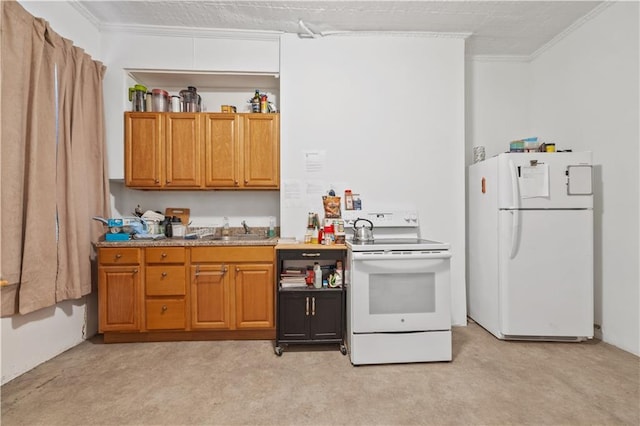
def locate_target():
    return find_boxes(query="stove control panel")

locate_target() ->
[342,210,419,228]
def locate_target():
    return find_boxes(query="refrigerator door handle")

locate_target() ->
[508,159,520,209]
[509,210,521,259]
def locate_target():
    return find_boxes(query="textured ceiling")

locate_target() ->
[70,0,607,57]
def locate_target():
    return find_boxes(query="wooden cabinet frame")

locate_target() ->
[125,112,279,190]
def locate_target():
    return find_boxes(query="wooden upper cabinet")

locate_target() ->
[165,113,202,188]
[125,112,163,188]
[204,113,240,188]
[125,112,278,190]
[242,114,280,188]
[203,113,279,189]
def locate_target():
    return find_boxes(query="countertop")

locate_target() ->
[95,238,349,250]
[94,237,279,248]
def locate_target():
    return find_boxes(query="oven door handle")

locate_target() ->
[351,251,451,261]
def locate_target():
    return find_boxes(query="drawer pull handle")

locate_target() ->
[301,253,321,257]
[162,305,168,312]
[305,296,309,316]
[312,297,316,316]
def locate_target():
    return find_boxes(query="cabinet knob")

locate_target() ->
[244,179,248,185]
[161,272,168,278]
[234,180,239,186]
[115,253,122,259]
[162,305,168,312]
[161,252,167,258]
[166,180,171,184]
[155,179,160,184]
[133,269,139,274]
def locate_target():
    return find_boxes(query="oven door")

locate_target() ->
[349,251,451,333]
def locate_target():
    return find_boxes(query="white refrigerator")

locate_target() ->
[468,152,594,341]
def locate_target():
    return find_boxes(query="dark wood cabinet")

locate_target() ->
[275,246,347,356]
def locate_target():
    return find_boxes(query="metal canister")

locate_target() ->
[171,95,181,112]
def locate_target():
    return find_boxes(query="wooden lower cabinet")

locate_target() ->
[98,248,142,332]
[190,264,232,329]
[97,245,275,343]
[191,246,274,331]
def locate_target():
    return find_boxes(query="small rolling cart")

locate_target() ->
[274,245,347,356]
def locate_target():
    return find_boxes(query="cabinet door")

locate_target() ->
[242,114,279,188]
[278,292,310,340]
[125,112,163,187]
[234,263,274,329]
[98,266,141,332]
[165,113,202,187]
[203,114,240,188]
[191,265,231,329]
[309,291,343,341]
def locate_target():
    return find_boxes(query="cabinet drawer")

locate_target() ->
[146,247,185,263]
[99,248,140,265]
[146,299,186,330]
[146,266,186,296]
[191,246,274,263]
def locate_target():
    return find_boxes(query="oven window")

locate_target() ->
[369,273,436,314]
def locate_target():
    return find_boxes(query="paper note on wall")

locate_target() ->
[519,164,549,198]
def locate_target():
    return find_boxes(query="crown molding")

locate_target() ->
[529,2,613,60]
[101,23,283,42]
[466,55,531,63]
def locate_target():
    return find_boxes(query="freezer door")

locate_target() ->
[498,152,593,209]
[498,209,594,338]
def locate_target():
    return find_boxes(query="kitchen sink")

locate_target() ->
[202,234,270,241]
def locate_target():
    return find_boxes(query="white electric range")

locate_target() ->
[343,210,452,365]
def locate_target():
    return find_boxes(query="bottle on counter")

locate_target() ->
[313,262,322,289]
[268,216,276,238]
[164,217,173,237]
[222,216,230,237]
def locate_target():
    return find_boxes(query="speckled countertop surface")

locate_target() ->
[94,237,279,248]
[94,226,281,247]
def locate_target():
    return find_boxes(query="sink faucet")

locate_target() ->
[241,220,250,234]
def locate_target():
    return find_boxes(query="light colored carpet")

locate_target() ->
[1,322,638,425]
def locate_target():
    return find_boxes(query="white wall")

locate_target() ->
[530,2,639,355]
[2,0,102,385]
[465,60,532,160]
[279,34,467,325]
[466,2,639,355]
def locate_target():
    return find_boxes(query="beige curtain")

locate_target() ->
[1,0,110,316]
